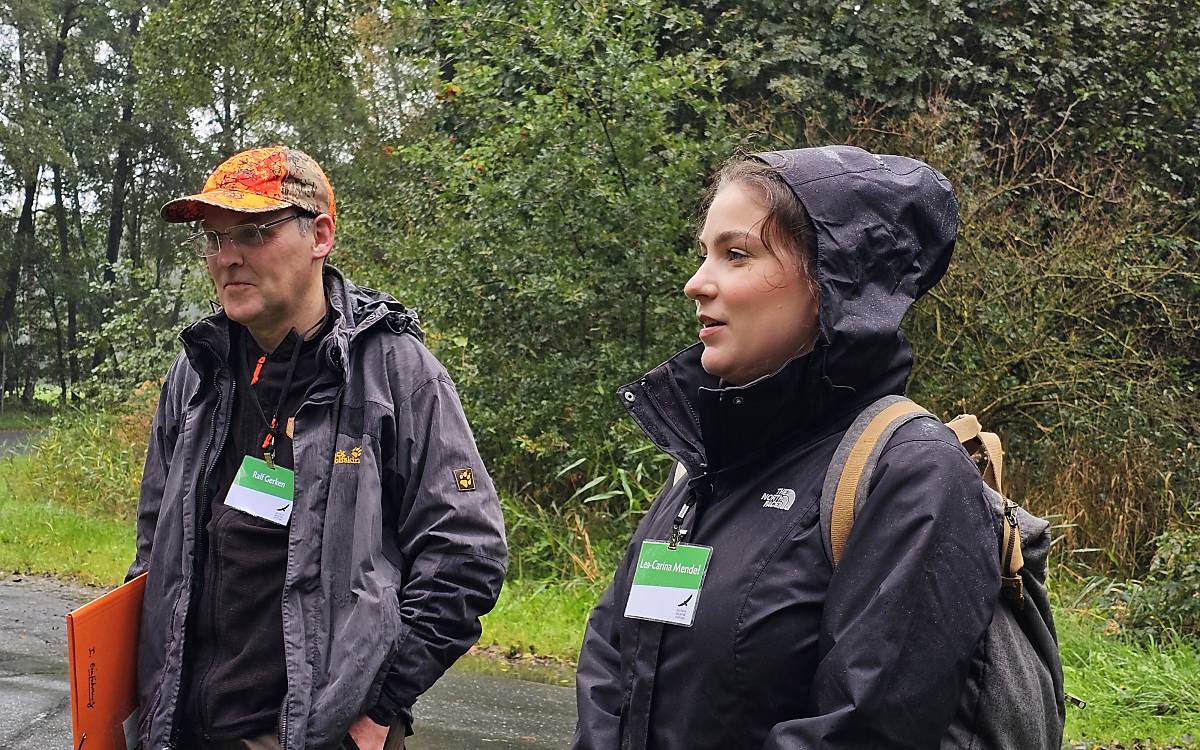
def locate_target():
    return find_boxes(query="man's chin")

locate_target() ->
[220,302,261,326]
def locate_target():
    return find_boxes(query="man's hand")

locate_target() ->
[348,714,400,750]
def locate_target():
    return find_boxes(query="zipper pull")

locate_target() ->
[668,502,691,550]
[1003,498,1020,527]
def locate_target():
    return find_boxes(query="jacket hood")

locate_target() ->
[753,145,958,398]
[181,265,422,374]
[323,264,423,343]
[620,146,957,471]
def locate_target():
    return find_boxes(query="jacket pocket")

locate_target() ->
[323,432,384,606]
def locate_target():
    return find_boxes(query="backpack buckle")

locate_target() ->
[1001,575,1025,608]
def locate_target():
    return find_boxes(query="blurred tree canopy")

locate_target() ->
[1,0,1195,573]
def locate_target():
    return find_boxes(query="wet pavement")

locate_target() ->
[0,576,575,749]
[0,430,40,457]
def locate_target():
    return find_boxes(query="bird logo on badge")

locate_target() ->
[453,467,476,492]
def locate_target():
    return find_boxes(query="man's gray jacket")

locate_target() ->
[127,267,508,749]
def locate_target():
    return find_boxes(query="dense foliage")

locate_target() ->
[1,0,1196,581]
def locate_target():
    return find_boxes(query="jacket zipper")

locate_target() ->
[1000,498,1025,607]
[275,381,344,750]
[196,367,235,736]
[278,701,289,750]
[1002,500,1019,572]
[170,351,234,744]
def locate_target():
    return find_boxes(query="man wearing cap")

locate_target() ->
[127,146,507,750]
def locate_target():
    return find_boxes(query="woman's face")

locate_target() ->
[685,182,819,386]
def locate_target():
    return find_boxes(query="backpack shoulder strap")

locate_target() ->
[946,413,1005,495]
[820,395,934,567]
[670,461,688,486]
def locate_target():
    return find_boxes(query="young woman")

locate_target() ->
[573,146,1001,749]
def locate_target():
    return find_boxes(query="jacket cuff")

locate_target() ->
[367,698,413,736]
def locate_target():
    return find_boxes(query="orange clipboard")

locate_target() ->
[66,572,147,750]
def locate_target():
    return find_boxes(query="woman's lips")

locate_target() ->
[698,322,725,339]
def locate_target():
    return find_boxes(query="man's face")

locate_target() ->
[201,206,327,336]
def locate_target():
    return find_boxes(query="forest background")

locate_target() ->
[0,0,1197,746]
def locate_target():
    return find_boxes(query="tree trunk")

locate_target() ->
[20,262,39,407]
[47,0,78,82]
[42,279,69,406]
[48,1,80,395]
[128,173,142,269]
[69,179,84,387]
[96,9,142,376]
[53,166,80,390]
[102,8,143,288]
[0,178,37,414]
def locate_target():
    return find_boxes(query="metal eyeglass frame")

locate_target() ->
[182,213,306,258]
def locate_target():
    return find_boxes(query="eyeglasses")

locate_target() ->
[182,213,305,258]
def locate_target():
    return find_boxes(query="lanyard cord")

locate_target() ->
[240,328,304,467]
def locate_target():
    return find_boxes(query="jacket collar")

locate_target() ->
[179,265,421,381]
[620,342,906,476]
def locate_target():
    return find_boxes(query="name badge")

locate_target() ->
[623,541,712,627]
[225,455,294,525]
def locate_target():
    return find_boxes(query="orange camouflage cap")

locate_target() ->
[160,145,336,224]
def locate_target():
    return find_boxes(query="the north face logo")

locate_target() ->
[761,488,796,510]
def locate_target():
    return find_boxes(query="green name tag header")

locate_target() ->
[235,456,294,501]
[632,542,710,589]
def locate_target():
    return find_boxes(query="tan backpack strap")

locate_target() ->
[946,414,1005,495]
[977,431,1004,495]
[671,461,688,486]
[946,413,981,443]
[829,399,930,566]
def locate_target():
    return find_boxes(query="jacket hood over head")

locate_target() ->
[620,146,958,471]
[753,145,958,399]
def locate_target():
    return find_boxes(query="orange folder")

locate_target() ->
[66,572,147,750]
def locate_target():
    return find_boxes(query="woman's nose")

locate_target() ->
[684,259,715,300]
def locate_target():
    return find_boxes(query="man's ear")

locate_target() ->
[312,214,335,262]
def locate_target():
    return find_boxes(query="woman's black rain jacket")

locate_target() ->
[573,146,1002,750]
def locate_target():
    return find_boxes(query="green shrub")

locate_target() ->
[1122,529,1200,640]
[502,435,670,581]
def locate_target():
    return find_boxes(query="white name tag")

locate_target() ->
[623,541,712,627]
[224,456,295,526]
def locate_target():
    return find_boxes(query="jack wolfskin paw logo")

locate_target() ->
[334,446,362,465]
[453,467,476,491]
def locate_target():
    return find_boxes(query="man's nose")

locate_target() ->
[212,238,244,266]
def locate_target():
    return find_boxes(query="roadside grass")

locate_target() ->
[0,403,58,431]
[0,455,135,586]
[1058,608,1199,748]
[478,577,604,663]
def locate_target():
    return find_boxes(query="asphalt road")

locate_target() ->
[0,430,39,457]
[0,575,575,749]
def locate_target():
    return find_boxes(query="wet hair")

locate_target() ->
[701,156,818,287]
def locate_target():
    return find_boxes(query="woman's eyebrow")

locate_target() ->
[700,228,759,248]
